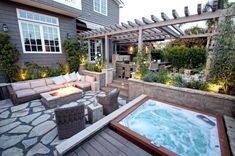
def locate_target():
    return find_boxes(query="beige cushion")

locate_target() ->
[16,89,36,98]
[63,74,72,82]
[69,72,77,81]
[75,81,91,88]
[48,84,65,90]
[76,72,82,81]
[31,79,46,88]
[86,76,95,83]
[33,86,51,93]
[80,75,86,81]
[12,82,31,91]
[45,78,54,85]
[64,82,76,87]
[52,76,66,85]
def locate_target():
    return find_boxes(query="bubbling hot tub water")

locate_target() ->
[119,99,221,156]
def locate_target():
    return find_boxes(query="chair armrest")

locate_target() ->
[96,95,108,105]
[7,85,17,104]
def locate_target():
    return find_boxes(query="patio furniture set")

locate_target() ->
[5,71,121,139]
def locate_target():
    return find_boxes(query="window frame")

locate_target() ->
[88,39,103,63]
[93,0,108,16]
[17,9,62,54]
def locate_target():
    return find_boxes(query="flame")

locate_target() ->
[55,86,78,96]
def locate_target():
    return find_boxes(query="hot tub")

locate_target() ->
[111,97,231,156]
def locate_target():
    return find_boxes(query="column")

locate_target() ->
[138,28,143,52]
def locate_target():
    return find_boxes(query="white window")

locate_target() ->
[88,40,102,62]
[93,0,107,16]
[17,9,62,53]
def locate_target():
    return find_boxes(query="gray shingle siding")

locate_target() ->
[79,0,119,26]
[0,1,77,67]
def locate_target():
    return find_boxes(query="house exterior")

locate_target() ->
[0,0,122,69]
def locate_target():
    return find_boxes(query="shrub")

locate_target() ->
[208,12,235,94]
[0,33,20,81]
[63,37,88,72]
[143,72,159,82]
[187,81,208,91]
[171,75,187,87]
[164,46,206,70]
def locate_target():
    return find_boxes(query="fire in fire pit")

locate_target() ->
[51,86,79,96]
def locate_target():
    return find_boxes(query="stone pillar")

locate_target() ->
[102,68,114,86]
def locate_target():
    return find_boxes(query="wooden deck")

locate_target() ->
[67,127,151,156]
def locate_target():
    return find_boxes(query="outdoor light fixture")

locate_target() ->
[2,24,8,32]
[66,33,72,39]
[128,46,134,54]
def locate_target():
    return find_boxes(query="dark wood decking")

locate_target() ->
[68,128,151,156]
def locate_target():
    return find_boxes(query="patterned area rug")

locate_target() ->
[0,91,127,156]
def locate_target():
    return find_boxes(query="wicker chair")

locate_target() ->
[96,88,120,115]
[55,103,85,139]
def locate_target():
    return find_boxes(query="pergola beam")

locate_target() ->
[161,12,184,35]
[80,8,231,39]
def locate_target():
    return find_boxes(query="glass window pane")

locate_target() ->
[56,47,60,52]
[38,46,42,51]
[45,45,50,52]
[28,24,33,31]
[48,27,53,33]
[22,23,28,30]
[31,39,36,44]
[36,39,41,45]
[40,15,46,22]
[19,11,26,18]
[46,17,52,23]
[27,12,33,19]
[34,25,40,32]
[25,45,31,51]
[24,38,30,44]
[34,14,39,21]
[52,18,57,24]
[32,46,37,51]
[50,46,55,52]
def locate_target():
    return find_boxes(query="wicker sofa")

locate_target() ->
[8,73,99,105]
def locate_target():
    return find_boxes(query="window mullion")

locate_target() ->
[40,25,46,52]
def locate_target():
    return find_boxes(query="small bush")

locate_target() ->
[187,81,208,91]
[143,72,159,82]
[164,46,206,70]
[171,75,187,87]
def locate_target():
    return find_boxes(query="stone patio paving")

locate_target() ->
[0,91,127,156]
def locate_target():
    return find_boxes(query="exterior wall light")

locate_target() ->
[2,24,8,32]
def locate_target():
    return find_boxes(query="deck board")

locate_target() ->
[68,127,151,156]
[104,128,151,156]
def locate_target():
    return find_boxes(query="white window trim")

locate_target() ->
[93,0,108,16]
[17,9,59,26]
[17,9,62,54]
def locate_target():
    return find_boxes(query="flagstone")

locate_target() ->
[11,108,29,118]
[22,137,37,149]
[9,125,32,133]
[0,134,26,149]
[30,101,42,107]
[32,106,45,112]
[0,110,10,118]
[19,112,41,123]
[0,121,21,134]
[11,103,28,112]
[26,143,50,156]
[32,114,50,126]
[41,128,57,145]
[0,118,16,127]
[28,121,56,137]
[0,108,7,113]
[2,147,23,156]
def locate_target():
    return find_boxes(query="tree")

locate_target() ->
[208,11,235,94]
[0,33,20,82]
[63,37,88,72]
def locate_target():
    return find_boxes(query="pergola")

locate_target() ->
[78,0,234,63]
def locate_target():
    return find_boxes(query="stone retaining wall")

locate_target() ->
[128,79,235,117]
[81,70,106,88]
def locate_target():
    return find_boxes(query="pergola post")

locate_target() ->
[138,28,143,52]
[105,35,109,64]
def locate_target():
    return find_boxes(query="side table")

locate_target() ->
[91,81,100,91]
[88,102,103,124]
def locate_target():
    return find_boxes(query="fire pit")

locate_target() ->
[41,86,83,108]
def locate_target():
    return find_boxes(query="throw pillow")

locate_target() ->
[76,72,82,81]
[52,76,66,85]
[69,72,77,81]
[63,73,72,82]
